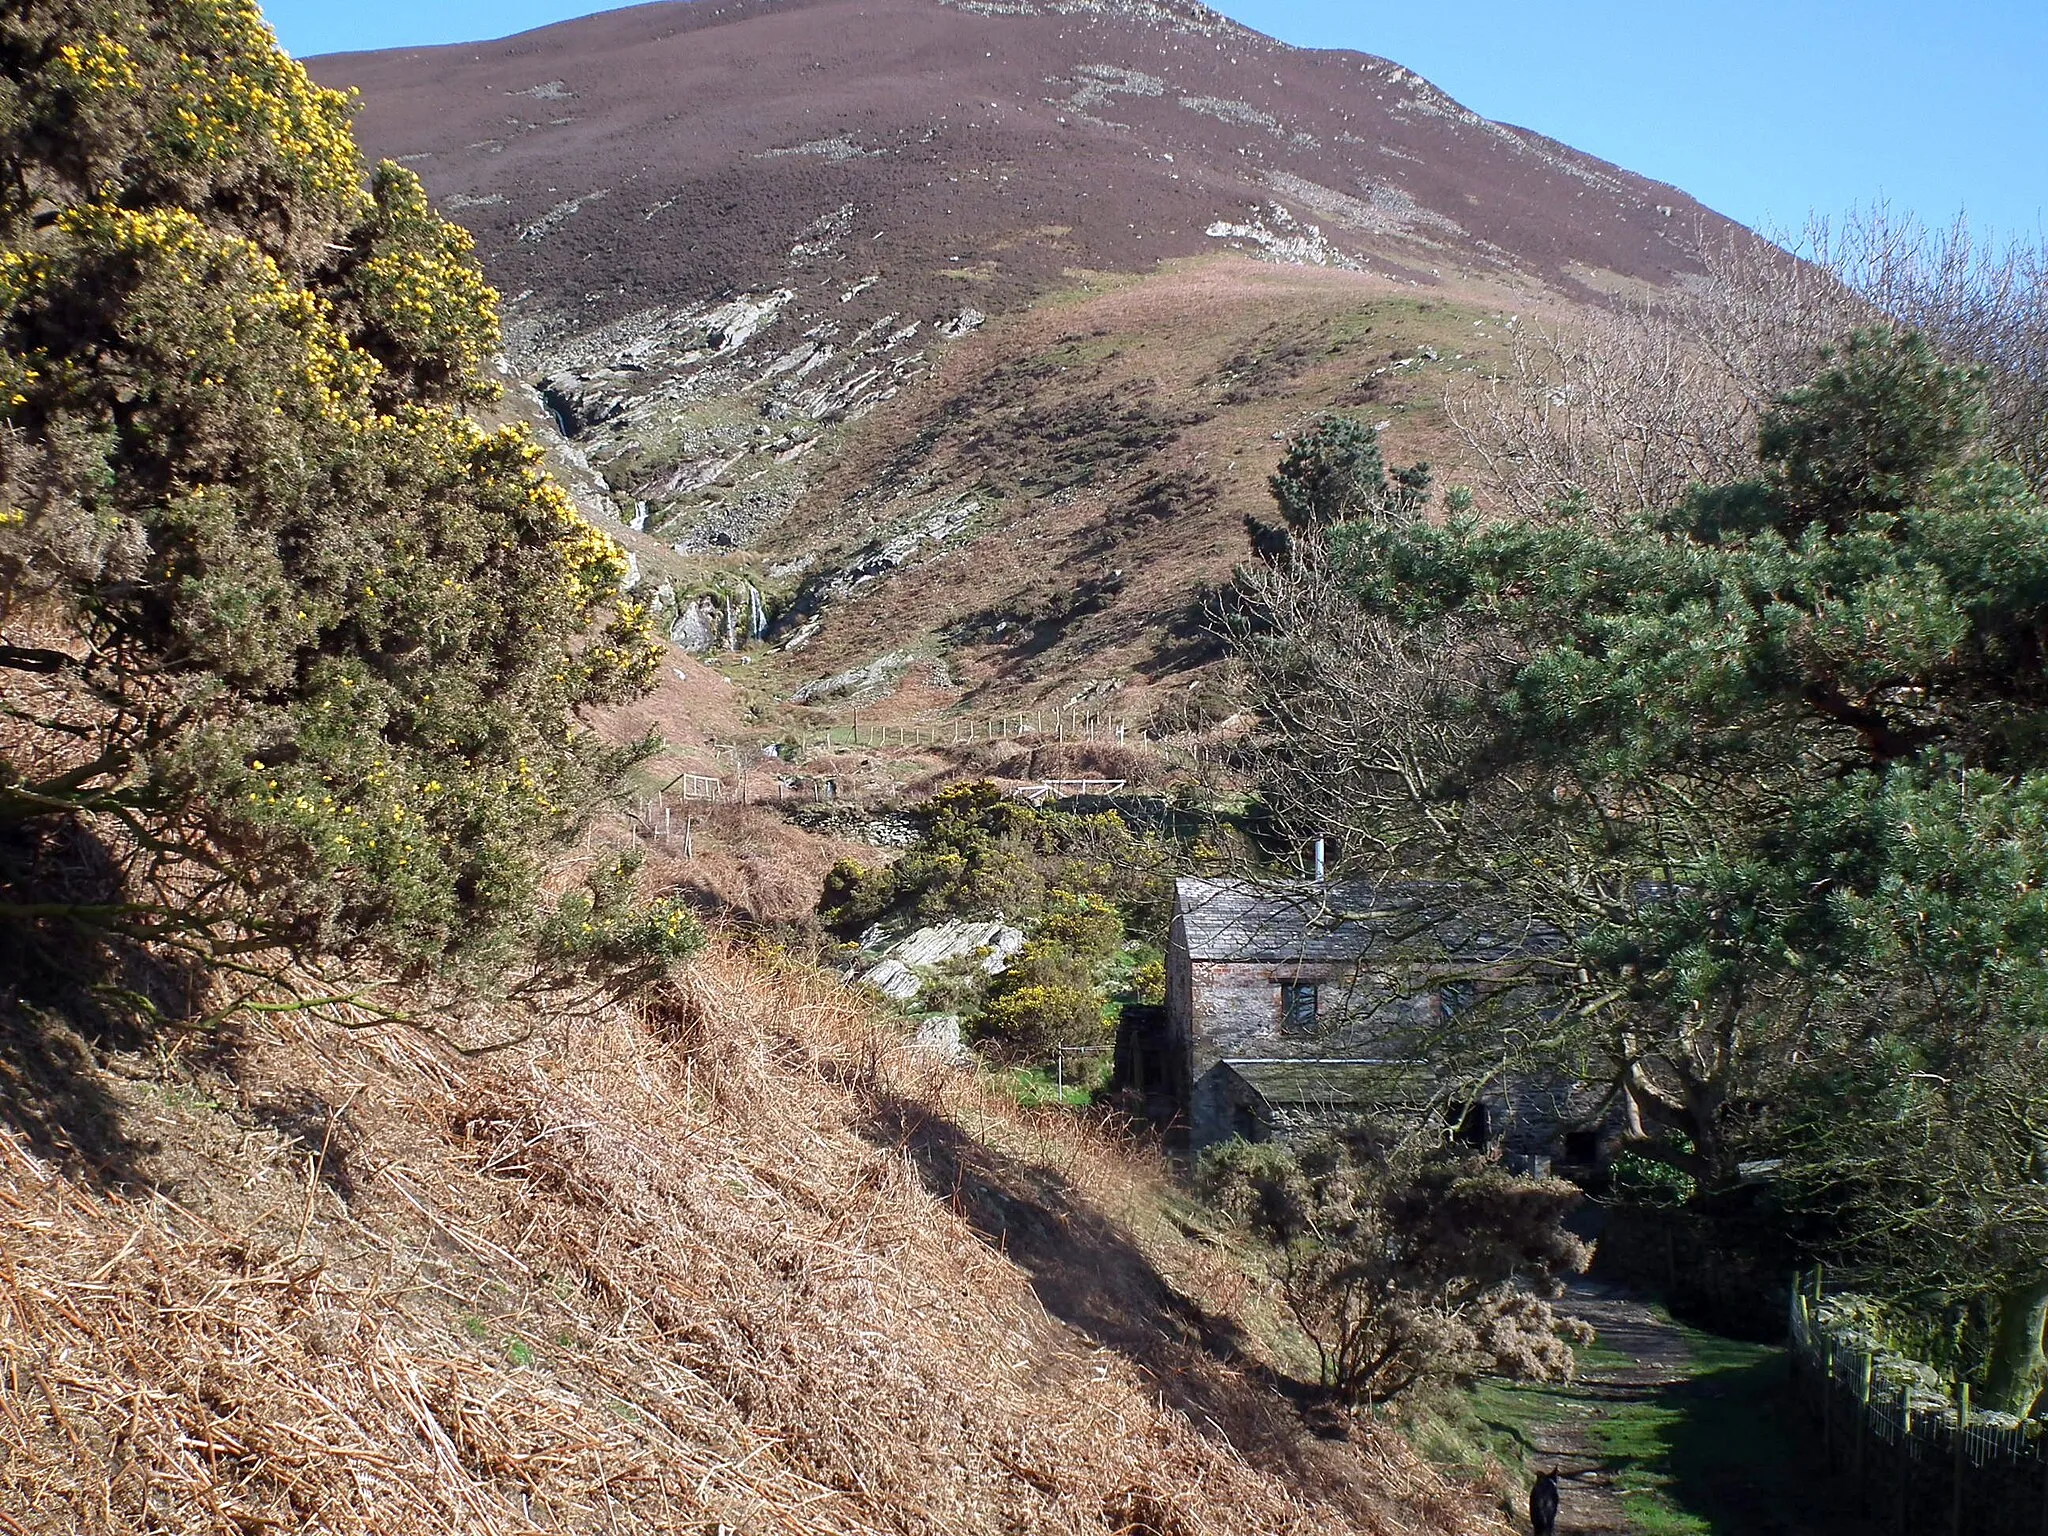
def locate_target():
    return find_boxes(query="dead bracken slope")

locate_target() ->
[0,944,1499,1535]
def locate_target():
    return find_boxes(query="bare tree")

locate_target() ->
[1449,227,1873,524]
[1199,1131,1593,1408]
[1451,211,2048,522]
[1808,206,2048,494]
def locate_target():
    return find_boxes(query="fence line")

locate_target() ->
[814,707,1138,752]
[1789,1271,2048,1535]
[629,773,847,849]
[625,703,1163,830]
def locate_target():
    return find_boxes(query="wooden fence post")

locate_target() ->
[1897,1390,1910,1536]
[1952,1382,1968,1536]
[2031,1425,2048,1536]
[1823,1333,1836,1464]
[1857,1353,1873,1483]
[2038,1420,2048,1536]
[1794,1287,1809,1392]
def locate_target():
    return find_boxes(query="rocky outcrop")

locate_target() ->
[790,650,918,705]
[860,919,1028,1003]
[502,286,941,551]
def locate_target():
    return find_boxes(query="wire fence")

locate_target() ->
[810,708,1140,752]
[1789,1271,2048,1535]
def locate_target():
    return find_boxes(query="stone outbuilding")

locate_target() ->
[1157,876,1609,1157]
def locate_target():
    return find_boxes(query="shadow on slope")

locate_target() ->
[853,1083,1409,1507]
[0,820,217,1190]
[860,1088,1255,1370]
[1606,1347,1861,1536]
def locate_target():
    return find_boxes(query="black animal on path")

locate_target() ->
[1530,1470,1560,1536]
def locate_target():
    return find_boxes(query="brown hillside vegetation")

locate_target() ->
[0,944,1498,1535]
[321,0,1721,335]
[751,258,1527,713]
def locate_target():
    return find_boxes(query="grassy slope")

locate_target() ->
[747,257,1526,721]
[0,942,1499,1535]
[600,255,1543,762]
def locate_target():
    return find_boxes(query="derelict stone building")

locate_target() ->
[1161,876,1607,1155]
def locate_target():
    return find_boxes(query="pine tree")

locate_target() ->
[1244,328,2048,1406]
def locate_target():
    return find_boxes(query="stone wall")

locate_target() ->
[1167,915,1619,1153]
[1791,1282,2048,1535]
[1168,925,1439,1146]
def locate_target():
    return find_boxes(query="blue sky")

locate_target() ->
[265,0,2046,242]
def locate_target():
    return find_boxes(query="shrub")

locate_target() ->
[1609,1149,1699,1208]
[1129,958,1167,1006]
[815,781,1173,938]
[1200,1132,1592,1405]
[1034,889,1123,964]
[0,1,663,999]
[819,857,894,933]
[970,983,1108,1067]
[966,889,1126,1064]
[911,952,994,1016]
[1267,415,1430,534]
[535,853,705,994]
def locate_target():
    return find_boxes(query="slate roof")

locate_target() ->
[1220,1060,1421,1108]
[1172,876,1560,965]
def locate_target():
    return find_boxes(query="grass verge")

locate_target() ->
[1412,1304,1854,1535]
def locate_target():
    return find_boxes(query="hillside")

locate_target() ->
[312,0,1738,760]
[1,943,1501,1535]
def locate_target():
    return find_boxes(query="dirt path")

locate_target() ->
[1524,1281,1696,1535]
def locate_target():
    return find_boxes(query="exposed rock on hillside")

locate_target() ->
[316,0,1739,723]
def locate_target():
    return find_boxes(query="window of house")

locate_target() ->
[1279,981,1319,1034]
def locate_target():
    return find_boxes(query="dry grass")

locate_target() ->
[0,942,1502,1534]
[631,803,864,923]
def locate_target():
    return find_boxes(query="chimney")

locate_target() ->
[1313,838,1326,882]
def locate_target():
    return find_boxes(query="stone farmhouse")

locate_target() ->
[1156,876,1612,1158]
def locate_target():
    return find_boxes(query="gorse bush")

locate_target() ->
[968,890,1123,1066]
[0,2,668,994]
[970,983,1106,1067]
[536,853,704,994]
[1129,957,1166,1006]
[1031,887,1123,965]
[818,781,1173,936]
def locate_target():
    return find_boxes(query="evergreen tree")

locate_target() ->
[1244,329,2048,1407]
[1247,414,1430,560]
[0,2,667,990]
[1268,415,1430,532]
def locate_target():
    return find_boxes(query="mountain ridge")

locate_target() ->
[320,0,1725,335]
